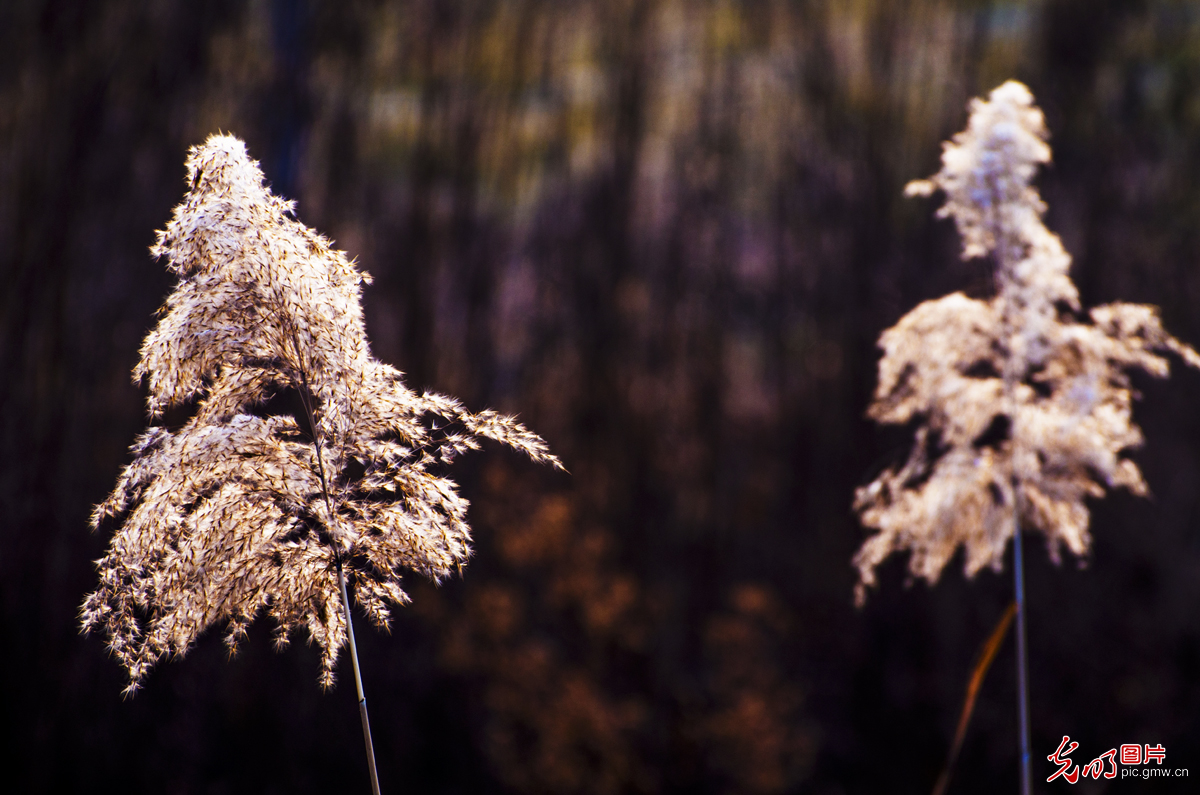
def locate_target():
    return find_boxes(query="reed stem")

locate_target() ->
[1013,521,1032,795]
[291,329,381,795]
[339,562,382,795]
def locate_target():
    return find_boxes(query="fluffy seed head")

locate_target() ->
[82,134,561,693]
[854,83,1199,605]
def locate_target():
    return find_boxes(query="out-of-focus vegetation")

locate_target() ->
[6,1,1200,793]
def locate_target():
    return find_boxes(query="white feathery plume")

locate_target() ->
[82,134,561,695]
[854,81,1200,605]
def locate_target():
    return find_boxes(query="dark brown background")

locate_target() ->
[5,1,1200,793]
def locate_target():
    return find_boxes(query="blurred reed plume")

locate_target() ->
[81,134,560,696]
[853,81,1200,605]
[854,80,1200,794]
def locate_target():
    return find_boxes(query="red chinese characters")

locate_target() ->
[1051,737,1168,784]
[1048,735,1080,784]
[1081,748,1117,780]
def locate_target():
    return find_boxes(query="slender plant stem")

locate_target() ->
[340,563,383,795]
[288,327,382,795]
[1013,519,1032,795]
[991,180,1033,795]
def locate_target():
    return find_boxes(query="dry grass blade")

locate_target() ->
[930,602,1015,795]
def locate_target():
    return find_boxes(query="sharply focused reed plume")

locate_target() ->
[853,81,1199,794]
[854,81,1199,603]
[82,135,560,696]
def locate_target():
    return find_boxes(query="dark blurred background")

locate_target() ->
[5,1,1200,793]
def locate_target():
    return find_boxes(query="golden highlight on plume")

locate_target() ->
[854,82,1200,605]
[81,135,560,694]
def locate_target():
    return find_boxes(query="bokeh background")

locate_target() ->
[6,1,1200,793]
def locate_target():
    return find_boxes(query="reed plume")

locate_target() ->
[81,134,561,696]
[854,80,1199,794]
[853,80,1200,601]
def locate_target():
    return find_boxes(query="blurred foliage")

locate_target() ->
[6,1,1200,793]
